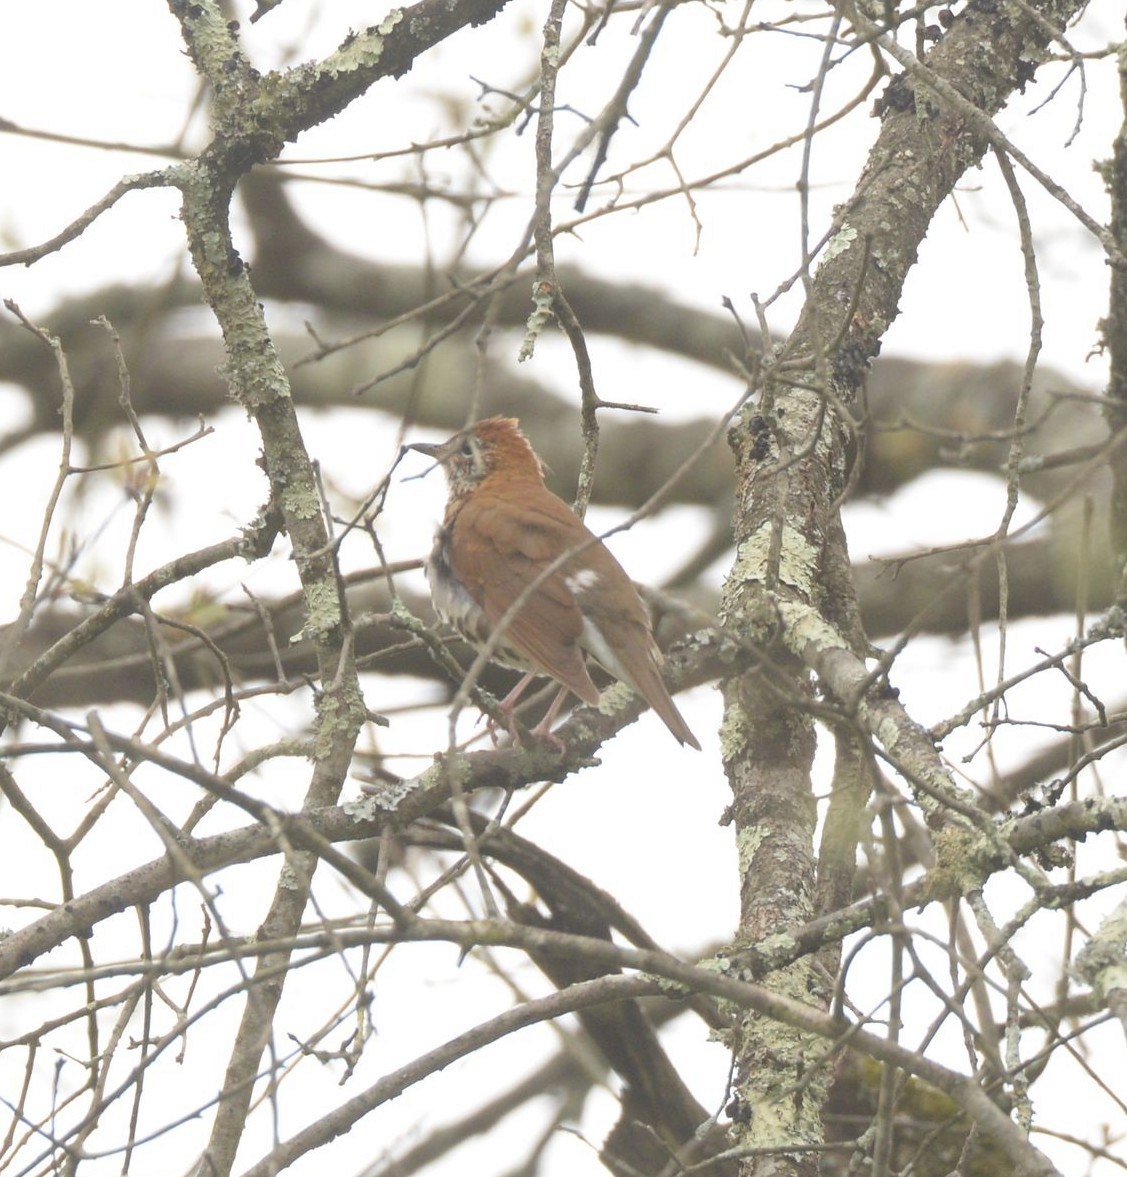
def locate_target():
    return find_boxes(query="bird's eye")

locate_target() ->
[459,439,475,458]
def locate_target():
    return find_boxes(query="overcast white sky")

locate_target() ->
[1,3,1124,1175]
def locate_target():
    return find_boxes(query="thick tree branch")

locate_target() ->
[718,0,1092,1168]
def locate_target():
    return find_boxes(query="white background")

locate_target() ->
[0,2,1123,1175]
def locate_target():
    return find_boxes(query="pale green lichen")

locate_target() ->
[730,966,829,1149]
[1075,901,1127,998]
[928,826,988,899]
[323,15,402,77]
[280,483,321,521]
[735,826,766,876]
[377,9,404,34]
[875,714,903,752]
[718,703,750,759]
[389,596,424,630]
[755,930,799,963]
[765,959,818,1004]
[519,282,556,362]
[307,670,362,762]
[700,953,731,975]
[652,974,691,999]
[727,532,770,587]
[294,580,342,642]
[342,794,380,822]
[776,526,820,592]
[343,772,420,818]
[775,598,844,658]
[743,1090,817,1147]
[729,523,820,596]
[596,680,633,716]
[823,224,858,261]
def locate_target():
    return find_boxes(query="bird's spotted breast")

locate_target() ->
[426,529,530,670]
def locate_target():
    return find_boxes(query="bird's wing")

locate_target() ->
[503,492,701,750]
[450,488,600,704]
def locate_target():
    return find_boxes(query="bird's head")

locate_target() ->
[408,417,545,499]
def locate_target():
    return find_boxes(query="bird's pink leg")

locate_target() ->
[482,672,537,746]
[484,677,571,751]
[526,685,571,751]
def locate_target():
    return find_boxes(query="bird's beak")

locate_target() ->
[401,439,445,482]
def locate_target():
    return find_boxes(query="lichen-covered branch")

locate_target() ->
[718,1,1090,1171]
[1104,40,1127,586]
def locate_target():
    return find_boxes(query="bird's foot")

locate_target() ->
[525,719,567,753]
[476,707,526,749]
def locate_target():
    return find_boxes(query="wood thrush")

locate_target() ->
[410,416,701,750]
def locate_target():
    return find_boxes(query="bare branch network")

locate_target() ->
[0,2,1125,1177]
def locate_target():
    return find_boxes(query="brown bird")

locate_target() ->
[410,417,700,750]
